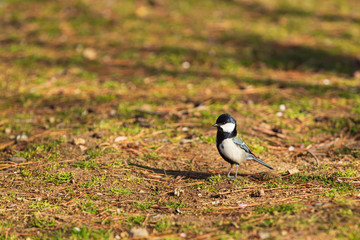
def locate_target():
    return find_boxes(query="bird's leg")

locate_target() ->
[227,164,233,178]
[235,164,239,179]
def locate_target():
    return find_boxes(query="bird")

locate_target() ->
[213,113,274,179]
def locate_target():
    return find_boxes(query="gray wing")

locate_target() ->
[232,136,252,154]
[232,136,274,170]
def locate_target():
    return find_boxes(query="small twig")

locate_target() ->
[307,150,319,166]
[142,214,150,227]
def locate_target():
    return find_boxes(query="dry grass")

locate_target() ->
[1,0,360,239]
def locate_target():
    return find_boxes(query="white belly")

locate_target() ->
[219,138,246,164]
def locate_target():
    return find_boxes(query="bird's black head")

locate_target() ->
[213,113,237,137]
[213,113,236,127]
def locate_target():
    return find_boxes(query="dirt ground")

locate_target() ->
[1,0,360,239]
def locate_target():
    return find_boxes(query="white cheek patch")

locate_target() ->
[220,123,235,133]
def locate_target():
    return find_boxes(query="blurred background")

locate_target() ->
[1,0,360,239]
[1,0,360,144]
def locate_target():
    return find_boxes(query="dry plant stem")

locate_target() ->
[306,150,320,166]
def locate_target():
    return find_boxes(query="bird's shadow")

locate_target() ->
[129,162,267,181]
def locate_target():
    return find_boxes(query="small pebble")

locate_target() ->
[129,228,149,238]
[114,136,127,142]
[288,146,295,151]
[73,138,86,145]
[258,230,270,239]
[48,117,56,124]
[279,104,286,111]
[109,109,116,116]
[152,214,165,219]
[16,133,28,142]
[182,61,190,69]
[120,232,129,238]
[179,233,187,238]
[288,168,299,174]
[83,48,97,60]
[4,128,11,134]
[79,145,88,151]
[174,188,184,197]
[258,189,265,197]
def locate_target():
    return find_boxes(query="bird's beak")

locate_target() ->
[213,123,219,127]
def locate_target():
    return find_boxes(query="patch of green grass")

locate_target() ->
[85,148,111,159]
[102,81,120,90]
[76,70,98,80]
[28,214,55,229]
[29,200,55,210]
[334,167,358,178]
[335,147,360,159]
[14,139,64,160]
[95,93,117,103]
[126,215,146,226]
[337,208,354,217]
[264,178,288,189]
[181,224,202,234]
[328,117,360,136]
[74,159,99,170]
[79,201,98,214]
[260,218,275,227]
[289,172,355,195]
[199,135,215,144]
[234,177,252,187]
[20,169,33,178]
[165,201,186,210]
[155,218,172,232]
[132,200,155,210]
[247,138,268,154]
[208,174,223,184]
[70,226,112,240]
[44,171,74,185]
[255,203,298,214]
[84,194,99,201]
[110,187,132,196]
[337,225,360,240]
[81,176,105,188]
[143,151,161,161]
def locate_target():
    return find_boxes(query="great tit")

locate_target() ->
[213,113,274,179]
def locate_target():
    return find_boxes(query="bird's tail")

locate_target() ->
[246,154,274,170]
